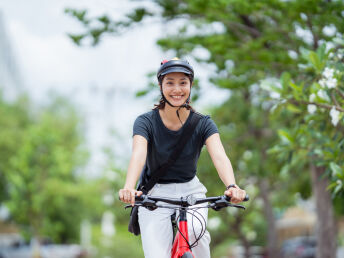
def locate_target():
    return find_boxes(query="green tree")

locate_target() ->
[3,96,91,242]
[261,41,344,258]
[0,92,112,251]
[0,94,31,204]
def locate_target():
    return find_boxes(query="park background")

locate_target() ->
[0,0,343,257]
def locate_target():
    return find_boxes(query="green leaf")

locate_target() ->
[316,43,328,61]
[280,72,291,92]
[333,184,343,195]
[267,145,282,154]
[327,182,338,190]
[278,129,294,144]
[286,104,302,113]
[135,90,149,97]
[308,51,325,72]
[289,82,302,92]
[330,162,343,178]
[67,34,85,46]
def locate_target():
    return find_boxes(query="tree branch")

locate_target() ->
[331,92,339,107]
[335,88,344,99]
[239,15,261,39]
[289,99,344,112]
[305,15,319,50]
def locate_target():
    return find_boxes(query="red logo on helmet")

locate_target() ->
[161,60,169,65]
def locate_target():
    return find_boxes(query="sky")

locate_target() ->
[0,0,229,176]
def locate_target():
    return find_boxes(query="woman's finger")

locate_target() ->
[124,191,130,203]
[136,191,143,196]
[119,190,124,201]
[131,191,136,206]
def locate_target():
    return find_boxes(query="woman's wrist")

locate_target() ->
[226,183,239,190]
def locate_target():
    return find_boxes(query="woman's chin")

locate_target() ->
[168,99,186,106]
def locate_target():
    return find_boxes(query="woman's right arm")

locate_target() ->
[119,135,148,205]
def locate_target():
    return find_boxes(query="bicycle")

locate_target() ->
[125,193,249,258]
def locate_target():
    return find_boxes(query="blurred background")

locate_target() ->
[0,0,343,257]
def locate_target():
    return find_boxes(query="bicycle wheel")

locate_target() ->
[181,252,193,258]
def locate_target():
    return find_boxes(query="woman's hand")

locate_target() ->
[224,185,246,204]
[119,188,143,206]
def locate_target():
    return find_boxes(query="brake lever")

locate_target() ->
[125,199,158,211]
[125,203,143,209]
[227,203,246,210]
[209,196,246,211]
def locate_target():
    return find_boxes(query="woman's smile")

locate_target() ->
[170,95,184,99]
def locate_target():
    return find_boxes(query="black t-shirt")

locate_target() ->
[133,108,218,184]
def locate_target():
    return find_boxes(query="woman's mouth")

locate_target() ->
[170,95,183,100]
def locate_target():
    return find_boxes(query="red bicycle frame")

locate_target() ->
[171,208,194,258]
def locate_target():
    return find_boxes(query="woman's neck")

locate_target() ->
[159,104,190,125]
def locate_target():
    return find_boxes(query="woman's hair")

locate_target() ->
[153,74,194,111]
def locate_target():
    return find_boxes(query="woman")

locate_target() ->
[119,58,246,258]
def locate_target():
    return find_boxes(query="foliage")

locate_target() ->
[261,41,344,195]
[0,93,108,243]
[0,94,31,203]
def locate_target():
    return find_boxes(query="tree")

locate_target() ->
[0,93,104,245]
[0,94,31,204]
[261,41,344,258]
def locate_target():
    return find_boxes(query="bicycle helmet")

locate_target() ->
[157,58,194,83]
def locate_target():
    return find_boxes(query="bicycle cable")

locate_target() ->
[188,208,207,248]
[173,207,207,250]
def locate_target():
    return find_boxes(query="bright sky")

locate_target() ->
[0,0,229,176]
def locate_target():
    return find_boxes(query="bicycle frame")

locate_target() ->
[171,208,194,258]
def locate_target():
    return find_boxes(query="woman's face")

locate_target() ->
[161,72,191,107]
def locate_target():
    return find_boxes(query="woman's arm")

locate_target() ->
[119,135,148,205]
[205,133,246,203]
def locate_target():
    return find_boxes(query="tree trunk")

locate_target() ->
[232,215,250,258]
[310,163,337,258]
[259,179,280,258]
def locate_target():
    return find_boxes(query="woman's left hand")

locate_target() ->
[224,185,246,204]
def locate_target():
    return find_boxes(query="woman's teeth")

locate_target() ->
[171,95,182,99]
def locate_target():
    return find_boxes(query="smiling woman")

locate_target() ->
[119,58,247,258]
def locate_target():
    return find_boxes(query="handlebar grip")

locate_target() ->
[135,195,145,201]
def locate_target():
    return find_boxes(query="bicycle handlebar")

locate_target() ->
[125,194,249,211]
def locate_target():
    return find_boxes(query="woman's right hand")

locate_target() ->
[119,188,143,206]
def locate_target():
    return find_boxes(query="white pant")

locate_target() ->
[138,176,211,258]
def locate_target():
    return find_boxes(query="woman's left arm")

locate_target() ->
[205,133,246,203]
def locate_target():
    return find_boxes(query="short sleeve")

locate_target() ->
[133,115,150,141]
[201,116,219,145]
